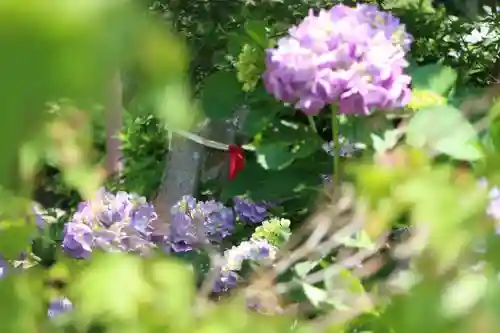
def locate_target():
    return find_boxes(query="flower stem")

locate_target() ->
[331,105,341,185]
[307,115,318,133]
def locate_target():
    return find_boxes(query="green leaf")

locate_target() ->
[371,129,400,153]
[254,120,323,170]
[0,273,44,333]
[256,142,295,170]
[383,0,435,12]
[294,260,320,278]
[259,120,318,143]
[221,157,327,201]
[242,106,275,137]
[147,259,195,331]
[227,33,246,58]
[71,253,151,325]
[0,0,188,195]
[409,64,457,96]
[406,105,483,161]
[441,273,487,318]
[244,20,267,48]
[200,71,244,119]
[301,283,329,308]
[0,219,36,259]
[489,109,500,153]
[337,230,375,250]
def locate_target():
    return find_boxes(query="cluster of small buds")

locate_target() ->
[263,4,412,115]
[213,239,278,293]
[168,195,235,252]
[62,188,158,259]
[252,218,292,246]
[233,197,269,224]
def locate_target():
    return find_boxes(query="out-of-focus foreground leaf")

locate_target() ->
[0,0,190,194]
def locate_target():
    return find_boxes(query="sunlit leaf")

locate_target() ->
[409,64,457,96]
[441,272,487,318]
[294,260,320,278]
[406,105,483,161]
[244,20,268,48]
[301,282,328,308]
[0,273,44,333]
[71,253,152,326]
[0,219,36,259]
[147,259,195,331]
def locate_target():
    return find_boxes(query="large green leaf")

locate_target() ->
[241,104,277,137]
[0,273,44,333]
[71,253,151,325]
[0,219,35,259]
[383,0,435,12]
[253,120,323,170]
[244,20,268,48]
[409,64,457,96]
[488,101,500,153]
[147,259,195,331]
[200,71,244,119]
[221,157,328,201]
[0,0,187,195]
[256,143,296,170]
[406,105,483,161]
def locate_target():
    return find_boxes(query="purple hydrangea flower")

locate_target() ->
[62,188,158,258]
[168,196,235,252]
[233,197,268,224]
[62,222,94,259]
[47,297,73,318]
[196,200,235,241]
[212,270,238,293]
[213,239,277,293]
[479,179,500,226]
[0,257,9,278]
[263,4,412,115]
[30,205,46,231]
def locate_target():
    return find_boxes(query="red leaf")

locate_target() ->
[228,144,245,180]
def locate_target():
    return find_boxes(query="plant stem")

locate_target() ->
[331,105,341,185]
[307,115,318,133]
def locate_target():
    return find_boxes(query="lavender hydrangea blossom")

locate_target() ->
[0,257,8,278]
[213,239,277,293]
[168,195,235,252]
[263,4,412,115]
[47,297,73,318]
[62,188,158,258]
[479,180,500,229]
[233,197,269,224]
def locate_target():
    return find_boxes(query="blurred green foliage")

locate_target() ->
[2,1,500,333]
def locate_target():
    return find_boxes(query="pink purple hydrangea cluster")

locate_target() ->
[263,4,412,115]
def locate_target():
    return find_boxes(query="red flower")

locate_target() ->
[228,144,245,180]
